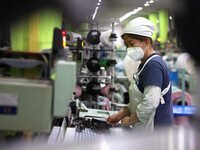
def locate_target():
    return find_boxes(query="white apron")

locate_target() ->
[128,55,171,130]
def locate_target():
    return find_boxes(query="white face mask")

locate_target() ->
[127,42,146,61]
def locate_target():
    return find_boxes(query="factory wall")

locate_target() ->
[10,8,62,52]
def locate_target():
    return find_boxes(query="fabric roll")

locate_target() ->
[172,85,192,127]
[113,93,123,104]
[100,25,124,48]
[102,97,111,110]
[176,52,196,74]
[100,30,123,48]
[98,96,111,111]
[100,30,112,47]
[74,85,82,98]
[66,31,82,43]
[101,84,112,98]
[172,86,192,105]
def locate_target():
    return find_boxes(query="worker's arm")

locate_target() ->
[106,107,130,125]
[136,85,161,122]
[121,85,161,126]
[121,112,139,126]
[118,107,131,119]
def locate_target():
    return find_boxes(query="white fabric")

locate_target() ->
[66,31,82,43]
[176,52,196,74]
[122,17,155,38]
[100,24,125,47]
[100,30,124,48]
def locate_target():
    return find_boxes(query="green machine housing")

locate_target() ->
[0,60,76,133]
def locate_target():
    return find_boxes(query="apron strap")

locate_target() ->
[133,55,160,85]
[160,82,171,104]
[138,55,160,75]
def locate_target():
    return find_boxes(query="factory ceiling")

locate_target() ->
[70,0,173,29]
[0,0,173,29]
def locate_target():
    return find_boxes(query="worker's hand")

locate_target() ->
[106,113,121,126]
[121,116,131,126]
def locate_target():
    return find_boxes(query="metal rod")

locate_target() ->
[181,69,186,105]
[69,47,126,52]
[77,75,128,79]
[77,75,111,78]
[111,22,115,105]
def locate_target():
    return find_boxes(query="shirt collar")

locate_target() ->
[138,52,160,70]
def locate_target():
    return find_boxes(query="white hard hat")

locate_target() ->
[122,17,155,38]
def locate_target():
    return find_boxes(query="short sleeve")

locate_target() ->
[141,62,163,88]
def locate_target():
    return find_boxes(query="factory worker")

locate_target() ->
[106,17,173,130]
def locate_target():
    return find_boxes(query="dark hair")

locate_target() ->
[122,34,153,45]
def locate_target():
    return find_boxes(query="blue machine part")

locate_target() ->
[173,105,198,116]
[169,70,178,86]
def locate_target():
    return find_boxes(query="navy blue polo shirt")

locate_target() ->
[137,53,173,127]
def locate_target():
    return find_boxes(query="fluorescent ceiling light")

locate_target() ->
[149,0,154,3]
[118,0,157,22]
[92,6,99,20]
[119,12,132,22]
[92,10,97,20]
[92,0,102,21]
[137,7,143,11]
[119,7,143,22]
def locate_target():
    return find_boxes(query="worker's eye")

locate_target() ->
[127,43,134,47]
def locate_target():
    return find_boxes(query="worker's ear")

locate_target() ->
[144,38,151,45]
